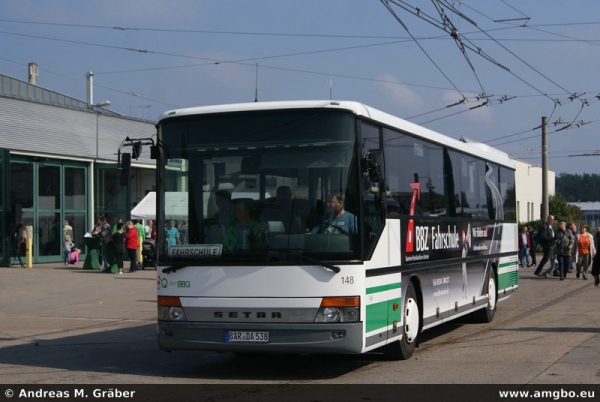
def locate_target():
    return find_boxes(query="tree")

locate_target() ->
[549,192,583,223]
[556,173,600,202]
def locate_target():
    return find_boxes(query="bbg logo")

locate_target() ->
[160,278,191,288]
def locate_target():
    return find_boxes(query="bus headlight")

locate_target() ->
[157,296,187,321]
[323,307,340,322]
[342,307,359,322]
[168,307,187,321]
[314,297,360,323]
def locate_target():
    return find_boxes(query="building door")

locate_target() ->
[9,157,88,264]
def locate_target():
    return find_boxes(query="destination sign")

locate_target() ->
[168,244,222,258]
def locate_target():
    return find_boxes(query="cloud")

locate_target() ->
[375,74,425,114]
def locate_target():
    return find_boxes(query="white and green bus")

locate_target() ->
[155,101,518,359]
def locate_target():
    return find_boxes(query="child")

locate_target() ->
[68,247,81,265]
[64,235,74,266]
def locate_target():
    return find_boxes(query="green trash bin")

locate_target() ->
[102,238,119,274]
[82,237,101,270]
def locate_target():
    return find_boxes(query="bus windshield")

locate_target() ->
[158,109,361,265]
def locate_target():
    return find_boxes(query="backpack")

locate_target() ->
[533,229,541,244]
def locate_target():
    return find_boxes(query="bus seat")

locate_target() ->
[268,221,285,233]
[204,224,224,244]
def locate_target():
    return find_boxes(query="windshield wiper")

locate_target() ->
[295,253,341,273]
[162,263,189,274]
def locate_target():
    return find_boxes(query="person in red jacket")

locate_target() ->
[518,226,532,268]
[124,221,139,273]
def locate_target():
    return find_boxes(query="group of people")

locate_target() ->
[217,188,356,251]
[90,217,151,275]
[529,215,600,285]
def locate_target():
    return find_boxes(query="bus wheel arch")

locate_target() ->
[473,262,498,323]
[384,276,422,360]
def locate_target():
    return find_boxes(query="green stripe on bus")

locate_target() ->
[365,298,402,333]
[499,261,518,268]
[498,270,518,288]
[366,282,401,295]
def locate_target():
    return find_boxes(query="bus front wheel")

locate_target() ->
[384,281,419,360]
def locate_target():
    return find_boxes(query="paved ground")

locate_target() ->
[0,259,599,388]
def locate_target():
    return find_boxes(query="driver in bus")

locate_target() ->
[311,192,357,236]
[222,199,264,250]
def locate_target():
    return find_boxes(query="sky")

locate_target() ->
[0,1,599,176]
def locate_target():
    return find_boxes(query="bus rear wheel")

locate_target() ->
[473,268,497,323]
[384,281,419,360]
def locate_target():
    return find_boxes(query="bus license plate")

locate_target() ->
[225,331,269,343]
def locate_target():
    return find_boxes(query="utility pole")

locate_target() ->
[541,116,549,219]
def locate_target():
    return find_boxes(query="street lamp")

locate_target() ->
[94,100,111,107]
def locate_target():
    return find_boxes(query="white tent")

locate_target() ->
[131,192,189,220]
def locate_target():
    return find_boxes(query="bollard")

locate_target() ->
[25,224,33,268]
[137,240,143,267]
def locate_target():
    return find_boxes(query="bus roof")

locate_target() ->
[158,100,514,169]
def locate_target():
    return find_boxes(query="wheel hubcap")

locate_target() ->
[404,297,419,343]
[488,277,496,310]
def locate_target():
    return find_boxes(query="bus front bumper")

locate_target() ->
[158,321,364,354]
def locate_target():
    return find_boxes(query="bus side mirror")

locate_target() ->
[150,145,158,160]
[366,150,384,183]
[365,150,386,210]
[119,153,131,186]
[132,141,143,159]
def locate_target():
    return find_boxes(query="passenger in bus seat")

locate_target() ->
[215,190,234,234]
[261,186,304,234]
[223,199,263,250]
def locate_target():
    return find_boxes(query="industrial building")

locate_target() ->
[0,69,155,265]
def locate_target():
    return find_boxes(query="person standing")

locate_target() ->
[534,215,556,277]
[100,217,112,238]
[592,251,600,286]
[527,225,538,267]
[124,221,139,273]
[146,219,157,240]
[100,216,112,269]
[179,219,189,245]
[576,224,595,280]
[111,223,126,275]
[63,234,74,266]
[518,226,531,268]
[144,220,153,239]
[134,219,145,263]
[569,223,578,272]
[112,218,123,234]
[554,220,574,281]
[165,220,180,251]
[63,220,74,240]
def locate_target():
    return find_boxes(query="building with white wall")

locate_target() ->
[512,159,555,223]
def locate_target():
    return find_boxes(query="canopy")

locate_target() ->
[130,192,189,220]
